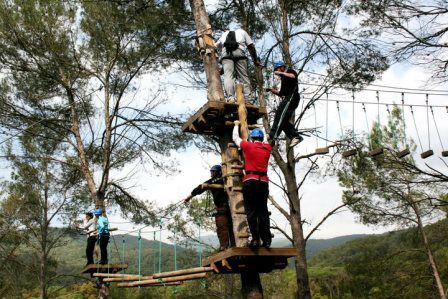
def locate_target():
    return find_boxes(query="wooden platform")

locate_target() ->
[81,263,128,274]
[202,247,298,274]
[182,101,267,135]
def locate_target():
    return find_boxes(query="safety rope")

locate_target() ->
[426,94,431,149]
[362,103,370,149]
[325,93,329,147]
[410,106,424,151]
[401,93,407,147]
[336,101,344,137]
[430,106,445,151]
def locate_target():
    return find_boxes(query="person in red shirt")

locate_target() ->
[233,120,272,248]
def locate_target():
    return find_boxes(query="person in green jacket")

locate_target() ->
[94,209,110,264]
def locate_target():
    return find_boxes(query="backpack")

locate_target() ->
[224,31,239,53]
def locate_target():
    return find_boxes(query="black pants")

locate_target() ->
[86,235,97,264]
[270,93,301,140]
[98,234,110,264]
[243,180,271,244]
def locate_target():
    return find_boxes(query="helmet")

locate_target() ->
[210,165,222,172]
[250,128,264,139]
[273,61,286,71]
[94,208,103,215]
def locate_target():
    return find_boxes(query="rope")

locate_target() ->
[313,103,318,148]
[426,94,431,149]
[352,91,355,144]
[336,101,344,137]
[402,93,407,147]
[138,230,142,281]
[430,106,445,151]
[158,224,162,273]
[325,93,329,147]
[362,103,371,149]
[410,106,424,151]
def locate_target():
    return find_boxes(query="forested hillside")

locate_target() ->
[309,219,448,298]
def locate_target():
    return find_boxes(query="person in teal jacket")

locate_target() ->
[94,209,110,264]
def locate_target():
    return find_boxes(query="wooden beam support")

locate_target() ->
[117,272,208,288]
[236,84,249,140]
[152,267,214,279]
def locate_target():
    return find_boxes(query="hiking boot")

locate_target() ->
[289,136,304,148]
[248,238,260,248]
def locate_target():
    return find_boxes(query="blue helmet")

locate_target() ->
[273,61,286,71]
[94,208,103,215]
[210,165,222,172]
[250,128,264,139]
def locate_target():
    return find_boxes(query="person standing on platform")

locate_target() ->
[232,121,272,248]
[215,28,261,102]
[185,165,234,251]
[267,61,304,147]
[95,209,110,264]
[78,212,97,266]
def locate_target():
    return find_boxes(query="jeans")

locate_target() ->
[98,234,110,264]
[86,235,97,264]
[243,180,271,244]
[221,49,251,99]
[270,93,301,140]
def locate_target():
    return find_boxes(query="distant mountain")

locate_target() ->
[199,233,369,258]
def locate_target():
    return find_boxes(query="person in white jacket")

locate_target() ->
[79,212,97,266]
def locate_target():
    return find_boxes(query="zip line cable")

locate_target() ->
[303,95,448,109]
[301,70,448,94]
[298,81,448,96]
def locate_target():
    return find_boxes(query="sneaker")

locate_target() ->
[248,238,260,248]
[262,241,271,249]
[289,136,303,148]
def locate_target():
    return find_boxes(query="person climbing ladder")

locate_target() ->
[233,121,272,248]
[267,61,304,147]
[185,165,235,251]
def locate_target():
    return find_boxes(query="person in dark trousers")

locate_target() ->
[215,28,261,102]
[95,209,110,264]
[233,121,272,248]
[267,61,304,147]
[185,165,234,251]
[79,212,97,266]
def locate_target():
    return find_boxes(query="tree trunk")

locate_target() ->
[241,271,263,299]
[189,0,225,102]
[285,168,311,299]
[412,203,446,299]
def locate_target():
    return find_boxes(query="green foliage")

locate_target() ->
[310,219,448,298]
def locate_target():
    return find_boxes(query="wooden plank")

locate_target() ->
[104,275,149,282]
[397,148,410,158]
[421,149,434,159]
[152,266,214,279]
[202,248,298,267]
[93,273,137,278]
[118,281,182,288]
[315,147,329,155]
[368,147,384,157]
[342,149,357,158]
[117,272,207,287]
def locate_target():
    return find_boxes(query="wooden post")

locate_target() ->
[236,84,249,139]
[189,0,225,102]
